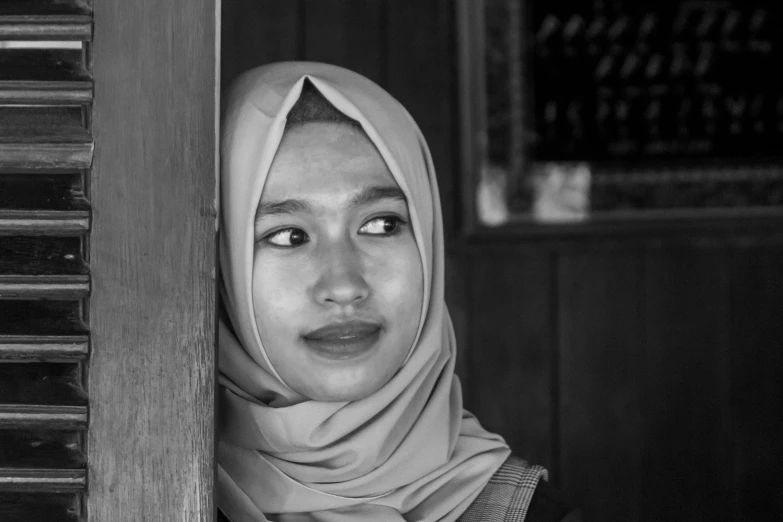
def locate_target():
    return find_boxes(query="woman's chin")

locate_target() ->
[295,366,393,402]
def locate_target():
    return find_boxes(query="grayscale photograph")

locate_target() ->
[0,1,780,520]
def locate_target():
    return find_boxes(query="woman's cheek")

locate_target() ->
[367,252,405,297]
[254,256,300,320]
[376,243,423,314]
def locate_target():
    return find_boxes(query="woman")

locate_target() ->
[218,62,580,522]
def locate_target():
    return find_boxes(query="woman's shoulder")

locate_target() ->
[459,456,582,522]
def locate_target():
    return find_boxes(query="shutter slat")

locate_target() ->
[0,492,80,521]
[0,18,91,41]
[0,235,90,297]
[0,173,90,230]
[0,363,87,429]
[0,211,89,234]
[0,421,86,497]
[0,2,93,514]
[0,275,89,299]
[0,469,86,492]
[0,146,92,170]
[0,336,88,361]
[0,107,93,170]
[0,49,91,105]
[0,1,91,41]
[0,301,88,362]
[0,405,87,430]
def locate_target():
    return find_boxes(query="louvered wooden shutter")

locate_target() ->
[1,1,218,520]
[0,1,92,520]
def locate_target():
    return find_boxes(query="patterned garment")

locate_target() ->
[459,456,580,522]
[218,457,579,522]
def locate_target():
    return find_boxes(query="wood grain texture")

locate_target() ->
[0,83,91,106]
[0,20,91,41]
[302,0,385,84]
[89,0,218,520]
[466,245,554,472]
[642,244,733,521]
[558,246,644,521]
[0,0,91,41]
[221,0,299,89]
[0,338,88,361]
[0,469,85,492]
[0,404,87,430]
[0,213,89,235]
[0,147,92,171]
[730,244,783,521]
[0,275,89,299]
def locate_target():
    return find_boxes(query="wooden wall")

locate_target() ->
[467,233,783,521]
[221,1,783,520]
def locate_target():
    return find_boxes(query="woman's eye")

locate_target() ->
[359,216,404,236]
[265,227,309,247]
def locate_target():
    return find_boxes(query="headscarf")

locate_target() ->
[218,62,510,522]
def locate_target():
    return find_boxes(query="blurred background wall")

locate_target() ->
[221,2,783,520]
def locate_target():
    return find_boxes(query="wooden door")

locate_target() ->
[0,1,219,520]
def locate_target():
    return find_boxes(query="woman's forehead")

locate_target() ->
[260,121,400,203]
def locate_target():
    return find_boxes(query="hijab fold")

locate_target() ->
[218,62,510,522]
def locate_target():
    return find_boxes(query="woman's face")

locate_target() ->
[252,122,424,402]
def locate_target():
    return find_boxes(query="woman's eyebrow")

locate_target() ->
[350,185,407,207]
[255,185,407,223]
[256,199,311,220]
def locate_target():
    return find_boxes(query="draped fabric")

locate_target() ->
[218,62,511,522]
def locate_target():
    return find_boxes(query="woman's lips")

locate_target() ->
[303,320,382,360]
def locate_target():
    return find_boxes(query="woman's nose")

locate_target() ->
[312,243,370,307]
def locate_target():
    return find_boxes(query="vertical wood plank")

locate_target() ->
[221,0,300,89]
[730,244,783,521]
[466,245,553,472]
[559,247,644,521]
[90,0,218,520]
[643,244,733,521]
[302,0,385,84]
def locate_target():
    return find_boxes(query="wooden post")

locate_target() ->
[89,0,219,520]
